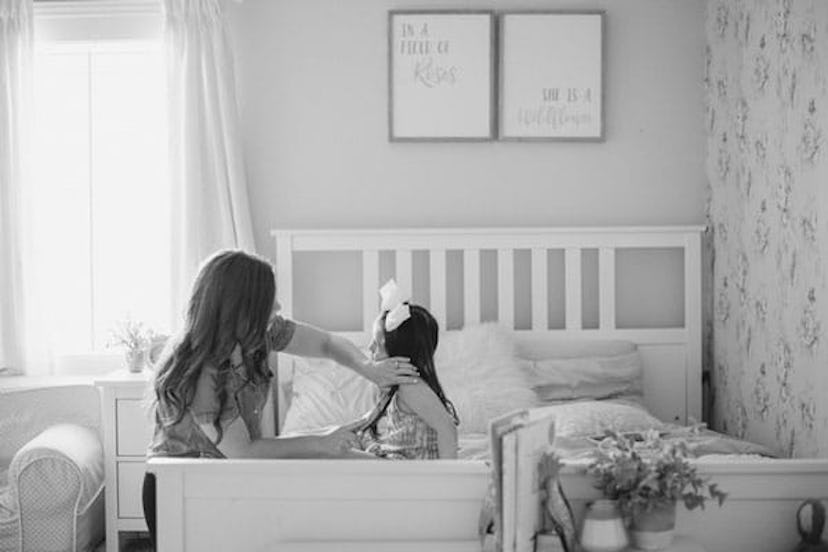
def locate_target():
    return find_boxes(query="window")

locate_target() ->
[32,4,169,355]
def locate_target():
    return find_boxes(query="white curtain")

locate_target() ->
[164,0,256,326]
[0,0,32,374]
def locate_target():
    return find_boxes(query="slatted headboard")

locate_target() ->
[270,226,704,427]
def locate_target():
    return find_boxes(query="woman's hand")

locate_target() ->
[315,421,363,457]
[364,356,418,388]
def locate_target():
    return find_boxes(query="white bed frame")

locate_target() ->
[148,226,828,552]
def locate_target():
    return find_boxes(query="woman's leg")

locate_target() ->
[142,472,157,548]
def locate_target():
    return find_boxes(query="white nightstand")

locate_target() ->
[95,370,154,552]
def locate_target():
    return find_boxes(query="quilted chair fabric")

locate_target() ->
[0,385,104,552]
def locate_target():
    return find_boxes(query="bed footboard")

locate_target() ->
[149,458,828,552]
[149,458,490,552]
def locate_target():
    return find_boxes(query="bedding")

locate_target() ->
[434,323,537,434]
[281,323,539,436]
[279,326,773,464]
[281,357,379,435]
[457,400,778,462]
[526,352,644,403]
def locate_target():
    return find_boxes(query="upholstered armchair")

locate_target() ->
[0,385,105,552]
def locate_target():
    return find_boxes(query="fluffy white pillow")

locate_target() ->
[435,323,537,434]
[526,351,644,403]
[280,357,379,435]
[533,400,664,438]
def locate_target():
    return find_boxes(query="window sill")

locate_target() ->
[0,374,100,390]
[0,351,125,386]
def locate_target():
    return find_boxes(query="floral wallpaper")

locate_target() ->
[706,0,828,457]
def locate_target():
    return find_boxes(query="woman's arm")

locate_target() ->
[281,322,419,387]
[397,383,458,459]
[200,417,361,459]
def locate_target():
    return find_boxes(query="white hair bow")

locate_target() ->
[379,278,410,331]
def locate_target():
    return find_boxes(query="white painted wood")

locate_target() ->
[271,226,706,428]
[497,249,515,330]
[95,371,152,552]
[684,231,703,423]
[531,248,548,331]
[598,247,616,330]
[564,248,582,330]
[149,456,828,552]
[275,235,294,318]
[429,249,447,328]
[151,462,184,552]
[463,249,480,326]
[115,399,153,456]
[270,226,707,253]
[395,249,413,300]
[362,250,379,332]
[116,461,146,518]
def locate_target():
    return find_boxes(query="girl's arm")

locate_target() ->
[281,322,419,387]
[397,383,458,459]
[200,417,362,459]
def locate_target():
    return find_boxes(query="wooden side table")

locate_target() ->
[95,370,154,552]
[94,369,277,550]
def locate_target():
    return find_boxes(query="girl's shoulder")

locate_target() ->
[396,382,447,415]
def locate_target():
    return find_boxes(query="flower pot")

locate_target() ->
[579,499,629,552]
[125,349,148,373]
[629,501,677,550]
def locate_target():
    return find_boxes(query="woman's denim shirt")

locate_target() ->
[147,316,296,458]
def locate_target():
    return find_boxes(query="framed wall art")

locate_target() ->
[499,11,605,141]
[388,11,495,141]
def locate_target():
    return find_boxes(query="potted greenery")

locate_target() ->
[108,318,156,373]
[587,430,727,550]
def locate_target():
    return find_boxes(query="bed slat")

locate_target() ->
[463,250,480,326]
[429,249,447,329]
[599,247,616,330]
[362,250,379,331]
[395,249,413,301]
[275,235,294,318]
[684,232,702,423]
[497,249,514,330]
[565,248,582,330]
[531,248,548,330]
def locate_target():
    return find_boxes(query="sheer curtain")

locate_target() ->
[164,0,256,326]
[0,0,32,374]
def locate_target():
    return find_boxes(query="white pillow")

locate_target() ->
[280,357,379,435]
[533,400,664,438]
[526,351,644,403]
[435,323,537,434]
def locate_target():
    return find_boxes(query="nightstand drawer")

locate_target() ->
[117,461,146,519]
[116,399,153,456]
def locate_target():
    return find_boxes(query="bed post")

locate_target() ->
[684,229,703,423]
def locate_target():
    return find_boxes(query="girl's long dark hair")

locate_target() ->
[382,304,458,425]
[153,250,275,443]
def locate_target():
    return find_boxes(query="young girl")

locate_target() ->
[358,280,459,459]
[143,251,419,544]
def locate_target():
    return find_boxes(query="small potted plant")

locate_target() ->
[587,430,727,550]
[108,318,156,373]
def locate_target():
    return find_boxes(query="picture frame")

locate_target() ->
[499,11,605,141]
[388,10,495,141]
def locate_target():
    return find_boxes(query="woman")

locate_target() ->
[142,250,418,544]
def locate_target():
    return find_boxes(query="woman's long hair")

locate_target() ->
[382,305,458,424]
[153,250,276,443]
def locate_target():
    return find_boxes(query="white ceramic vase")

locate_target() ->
[125,348,148,373]
[579,499,629,552]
